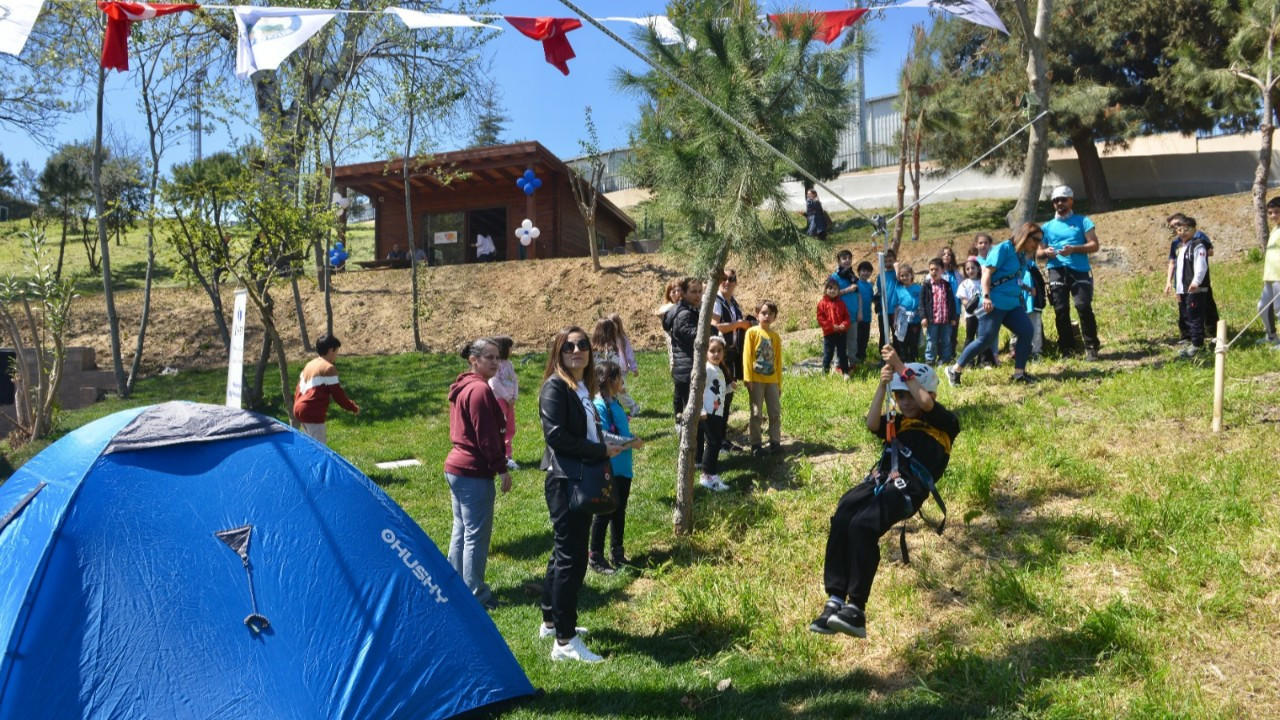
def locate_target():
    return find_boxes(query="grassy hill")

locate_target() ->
[3,233,1277,717]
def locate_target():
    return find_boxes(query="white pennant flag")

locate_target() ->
[384,8,499,30]
[602,16,695,49]
[234,6,337,80]
[893,0,1009,35]
[0,0,45,56]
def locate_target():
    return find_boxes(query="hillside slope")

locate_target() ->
[59,192,1261,372]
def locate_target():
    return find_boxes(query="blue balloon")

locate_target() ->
[532,178,542,189]
[523,169,536,181]
[523,186,535,196]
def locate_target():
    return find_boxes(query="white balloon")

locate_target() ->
[529,227,541,239]
[520,235,532,246]
[521,218,533,230]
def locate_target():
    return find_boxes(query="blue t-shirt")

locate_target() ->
[830,269,860,320]
[983,240,1030,312]
[856,278,874,323]
[594,396,634,478]
[884,270,922,323]
[942,269,962,314]
[1041,214,1095,272]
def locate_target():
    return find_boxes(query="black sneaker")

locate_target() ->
[610,550,629,568]
[588,552,615,575]
[945,366,961,387]
[752,444,765,458]
[826,604,867,638]
[1010,373,1036,384]
[769,442,783,455]
[1084,348,1100,362]
[809,600,842,635]
[481,596,500,611]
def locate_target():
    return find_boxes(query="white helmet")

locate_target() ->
[889,363,939,393]
[1050,185,1074,200]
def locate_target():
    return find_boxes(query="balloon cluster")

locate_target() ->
[515,219,541,247]
[328,241,349,268]
[516,169,543,196]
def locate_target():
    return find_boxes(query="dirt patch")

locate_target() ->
[55,192,1262,374]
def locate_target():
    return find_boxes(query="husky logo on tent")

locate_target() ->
[0,401,535,719]
[383,528,448,604]
[249,14,303,42]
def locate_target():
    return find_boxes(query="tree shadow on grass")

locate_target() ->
[491,529,554,561]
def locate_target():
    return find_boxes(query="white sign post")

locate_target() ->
[225,289,248,408]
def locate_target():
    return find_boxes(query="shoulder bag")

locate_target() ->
[568,407,618,515]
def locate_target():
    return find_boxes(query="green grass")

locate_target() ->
[3,255,1278,718]
[0,218,377,292]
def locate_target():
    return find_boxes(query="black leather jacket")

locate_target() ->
[539,376,608,478]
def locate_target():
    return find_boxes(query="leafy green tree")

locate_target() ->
[0,154,15,193]
[35,144,92,282]
[1174,0,1280,249]
[915,0,1248,215]
[619,0,854,534]
[163,151,244,354]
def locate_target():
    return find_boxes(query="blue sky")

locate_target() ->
[1,2,933,174]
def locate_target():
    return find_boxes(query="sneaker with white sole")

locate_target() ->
[538,623,588,639]
[944,366,961,387]
[710,475,730,492]
[809,600,842,635]
[826,604,867,638]
[699,474,721,491]
[506,458,520,471]
[550,635,604,663]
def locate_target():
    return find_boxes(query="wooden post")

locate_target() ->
[1212,319,1227,433]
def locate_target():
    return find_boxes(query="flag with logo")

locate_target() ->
[234,5,337,80]
[98,1,199,71]
[895,0,1008,35]
[0,0,45,56]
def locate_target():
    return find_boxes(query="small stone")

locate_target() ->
[716,678,732,693]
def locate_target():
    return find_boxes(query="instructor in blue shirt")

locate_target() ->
[1038,185,1101,361]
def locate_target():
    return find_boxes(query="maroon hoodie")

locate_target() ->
[444,371,508,478]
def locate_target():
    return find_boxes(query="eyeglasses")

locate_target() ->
[560,338,590,354]
[725,276,737,282]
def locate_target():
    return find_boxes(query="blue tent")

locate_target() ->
[0,402,534,719]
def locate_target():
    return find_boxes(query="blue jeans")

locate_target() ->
[955,305,1033,371]
[925,323,954,364]
[445,472,496,604]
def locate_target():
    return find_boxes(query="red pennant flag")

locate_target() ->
[504,16,583,76]
[98,2,199,72]
[768,9,869,45]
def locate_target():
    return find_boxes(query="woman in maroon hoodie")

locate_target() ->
[445,338,513,611]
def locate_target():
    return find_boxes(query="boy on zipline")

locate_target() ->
[810,345,960,638]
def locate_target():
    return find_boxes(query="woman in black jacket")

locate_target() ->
[669,277,702,419]
[538,326,623,663]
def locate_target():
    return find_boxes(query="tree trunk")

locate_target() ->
[56,218,67,282]
[291,272,311,353]
[126,225,154,394]
[673,240,733,536]
[587,224,601,272]
[1008,0,1053,230]
[911,108,925,241]
[893,93,911,253]
[1070,129,1113,213]
[1255,63,1276,250]
[91,65,126,396]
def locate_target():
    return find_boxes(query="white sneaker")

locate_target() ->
[538,623,588,639]
[711,475,730,492]
[550,634,604,663]
[506,458,520,471]
[699,474,720,491]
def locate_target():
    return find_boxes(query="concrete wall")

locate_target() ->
[784,130,1280,211]
[0,347,115,438]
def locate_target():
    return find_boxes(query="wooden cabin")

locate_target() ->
[331,142,636,265]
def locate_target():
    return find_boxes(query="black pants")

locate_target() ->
[1180,293,1208,347]
[1179,287,1219,340]
[590,476,632,558]
[855,322,871,363]
[894,324,921,363]
[1048,267,1099,353]
[822,332,849,373]
[701,415,726,474]
[673,378,690,419]
[541,475,592,640]
[823,476,928,609]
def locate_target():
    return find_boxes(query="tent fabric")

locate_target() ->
[105,400,287,453]
[0,402,534,720]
